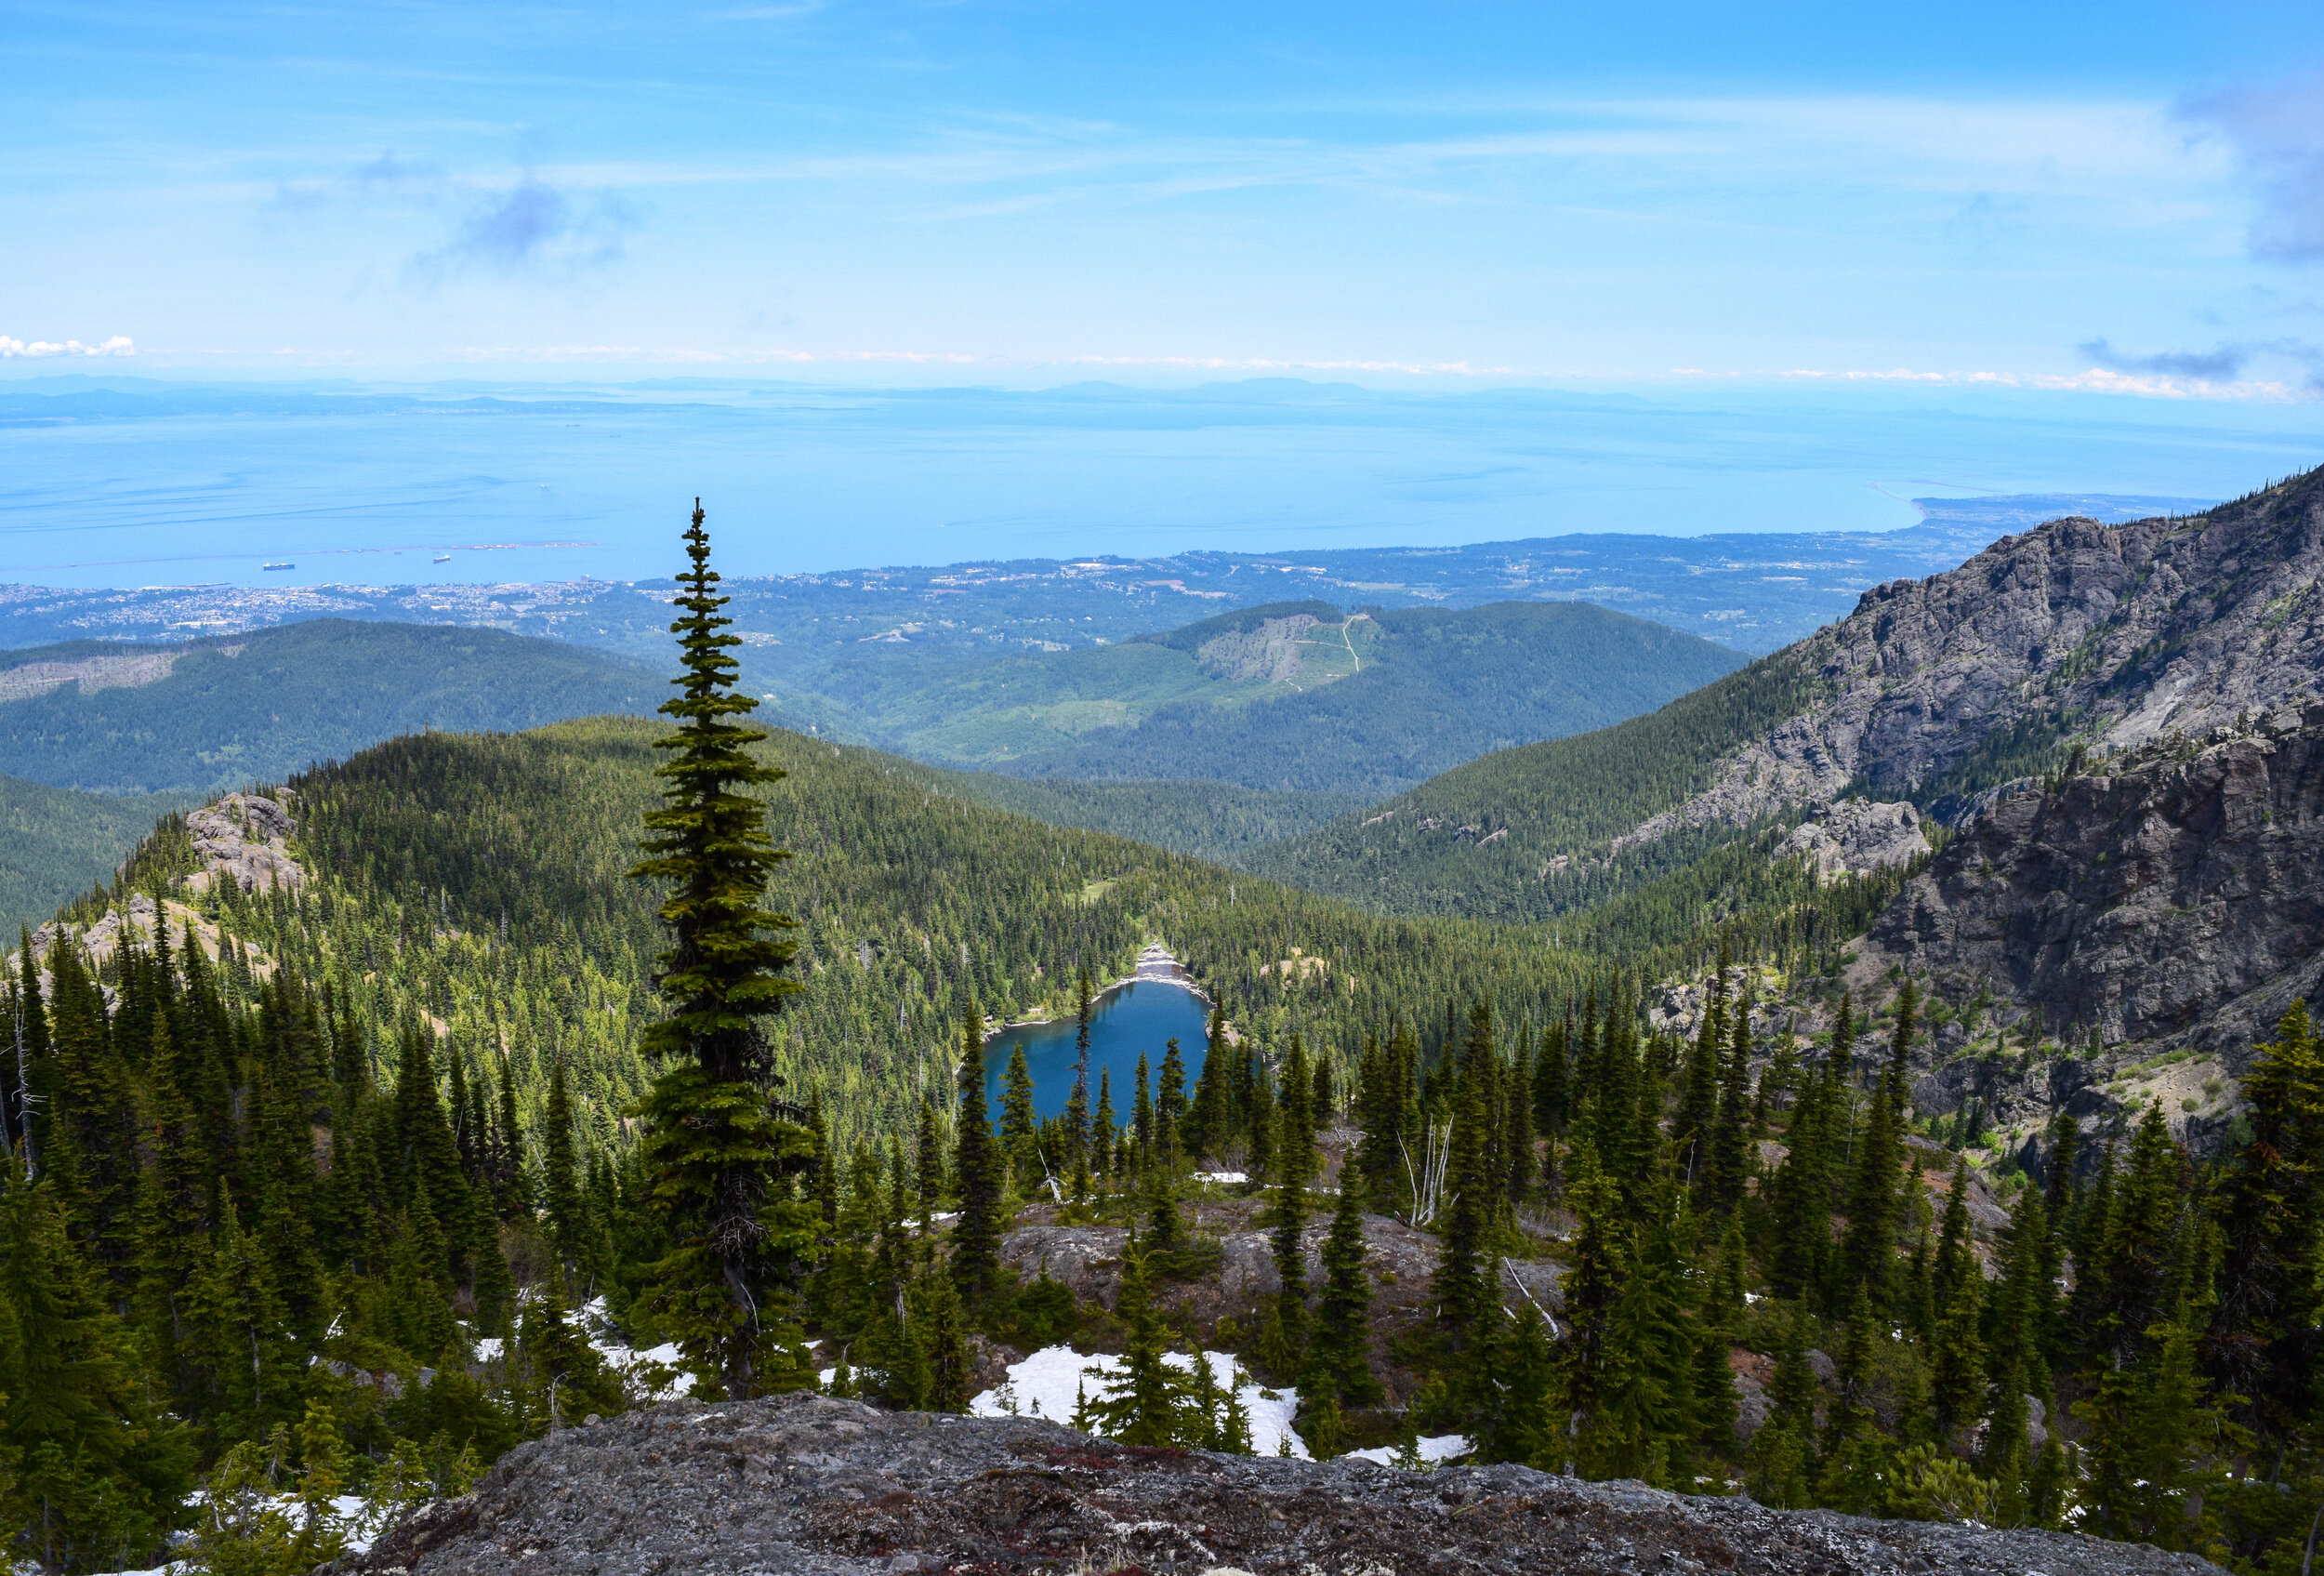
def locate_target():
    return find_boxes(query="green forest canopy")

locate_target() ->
[0,619,666,796]
[0,773,191,934]
[8,708,2315,1572]
[976,599,1749,798]
[1244,648,1831,920]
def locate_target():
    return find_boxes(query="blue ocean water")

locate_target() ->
[1,377,2318,589]
[983,978,1211,1128]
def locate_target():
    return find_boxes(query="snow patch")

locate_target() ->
[1345,1435,1474,1466]
[580,1297,696,1400]
[969,1344,1307,1459]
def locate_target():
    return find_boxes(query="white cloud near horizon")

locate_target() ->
[0,337,136,358]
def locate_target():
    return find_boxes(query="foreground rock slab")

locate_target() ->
[329,1393,2219,1576]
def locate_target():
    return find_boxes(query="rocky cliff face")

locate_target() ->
[1630,470,2324,851]
[329,1391,2221,1576]
[1854,704,2324,1142]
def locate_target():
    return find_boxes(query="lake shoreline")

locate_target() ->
[987,941,1211,1039]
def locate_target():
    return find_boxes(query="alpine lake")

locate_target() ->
[982,977,1210,1121]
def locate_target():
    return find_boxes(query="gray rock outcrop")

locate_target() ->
[328,1391,2222,1576]
[184,790,304,893]
[1775,799,1930,878]
[1861,710,2324,1082]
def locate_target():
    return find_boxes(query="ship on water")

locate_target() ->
[434,554,452,563]
[261,562,294,571]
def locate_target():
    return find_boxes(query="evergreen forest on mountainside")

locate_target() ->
[1246,648,1832,920]
[903,767,1367,866]
[891,599,1746,799]
[0,775,192,935]
[0,620,664,797]
[5,522,2322,1576]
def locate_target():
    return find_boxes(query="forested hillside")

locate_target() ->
[7,705,2310,1570]
[0,773,191,933]
[1247,648,1829,918]
[988,600,1745,798]
[20,475,2324,1569]
[112,718,1614,1158]
[909,769,1367,865]
[0,619,663,796]
[785,598,1739,800]
[806,599,1364,763]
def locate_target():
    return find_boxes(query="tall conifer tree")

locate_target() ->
[2211,1000,2324,1449]
[1837,981,1915,1315]
[1677,953,1727,1187]
[949,1004,1002,1305]
[543,1053,583,1264]
[627,500,813,1400]
[1064,969,1094,1170]
[1308,1181,1380,1412]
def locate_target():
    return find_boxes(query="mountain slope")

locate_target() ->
[1245,649,1830,918]
[809,600,1367,764]
[0,619,663,794]
[991,600,1746,798]
[1253,469,2324,920]
[903,770,1367,865]
[103,716,1611,1151]
[0,774,189,932]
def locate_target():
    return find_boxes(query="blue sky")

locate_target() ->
[7,1,2324,394]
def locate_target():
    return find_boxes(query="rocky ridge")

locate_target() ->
[995,1199,1563,1411]
[1625,473,2324,853]
[329,1390,2220,1576]
[27,793,300,976]
[183,790,304,893]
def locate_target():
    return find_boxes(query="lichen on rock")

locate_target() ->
[323,1391,2224,1576]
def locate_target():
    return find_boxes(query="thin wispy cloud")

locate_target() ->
[554,92,2217,211]
[272,151,442,211]
[413,179,636,276]
[2078,338,2256,379]
[2185,70,2324,263]
[15,2,2324,388]
[400,342,2301,398]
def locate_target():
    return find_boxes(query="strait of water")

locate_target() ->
[983,978,1210,1124]
[6,378,2322,587]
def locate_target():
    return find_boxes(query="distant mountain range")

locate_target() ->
[0,493,2206,666]
[0,595,1737,916]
